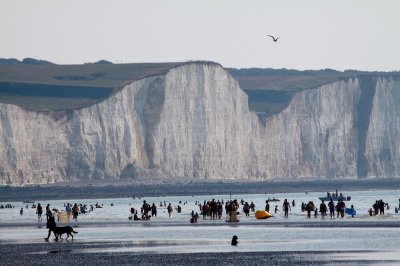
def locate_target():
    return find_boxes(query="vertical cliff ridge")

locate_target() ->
[355,77,377,178]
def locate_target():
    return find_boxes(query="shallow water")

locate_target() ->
[1,189,400,262]
[1,189,399,224]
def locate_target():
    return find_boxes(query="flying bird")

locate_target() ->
[267,35,279,42]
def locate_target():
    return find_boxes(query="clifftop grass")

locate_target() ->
[0,61,399,113]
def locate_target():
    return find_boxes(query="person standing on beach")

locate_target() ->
[337,200,345,218]
[167,203,173,218]
[379,200,385,215]
[72,203,79,221]
[336,201,341,218]
[320,200,327,219]
[36,203,43,222]
[228,200,239,222]
[20,208,23,216]
[373,201,379,215]
[282,199,291,218]
[142,200,150,217]
[265,200,270,212]
[250,202,255,212]
[350,205,355,218]
[65,203,72,222]
[151,203,157,217]
[305,201,313,218]
[46,204,50,215]
[243,202,250,217]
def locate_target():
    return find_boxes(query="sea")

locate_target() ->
[1,189,400,260]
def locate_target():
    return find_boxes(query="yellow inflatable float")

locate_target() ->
[255,210,273,219]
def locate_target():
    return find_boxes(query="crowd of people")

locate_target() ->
[4,196,400,227]
[369,199,389,216]
[0,203,14,209]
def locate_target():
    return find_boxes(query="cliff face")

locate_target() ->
[0,63,399,184]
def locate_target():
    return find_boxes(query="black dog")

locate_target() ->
[52,226,78,240]
[231,235,238,246]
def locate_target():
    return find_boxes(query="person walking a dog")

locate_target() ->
[44,210,57,241]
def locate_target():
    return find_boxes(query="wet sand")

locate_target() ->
[2,221,400,266]
[1,242,399,266]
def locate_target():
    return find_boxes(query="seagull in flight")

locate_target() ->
[267,35,279,42]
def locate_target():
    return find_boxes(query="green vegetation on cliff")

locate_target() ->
[230,68,400,115]
[0,59,399,113]
[0,61,183,110]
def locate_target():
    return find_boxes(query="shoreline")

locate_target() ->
[1,178,399,201]
[1,219,400,228]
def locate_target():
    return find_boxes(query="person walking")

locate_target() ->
[44,210,57,241]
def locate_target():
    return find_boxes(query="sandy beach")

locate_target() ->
[1,222,400,266]
[2,245,400,266]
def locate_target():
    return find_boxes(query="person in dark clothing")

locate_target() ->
[328,199,335,219]
[151,203,157,217]
[142,200,151,216]
[282,199,291,218]
[36,203,43,222]
[337,200,345,218]
[44,210,57,241]
[265,200,270,212]
[250,202,255,212]
[373,201,379,216]
[243,202,250,217]
[320,200,327,219]
[379,200,385,215]
[301,202,306,212]
[305,201,314,218]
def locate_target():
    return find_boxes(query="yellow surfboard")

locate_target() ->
[255,210,273,219]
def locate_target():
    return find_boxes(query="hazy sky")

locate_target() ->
[1,0,399,71]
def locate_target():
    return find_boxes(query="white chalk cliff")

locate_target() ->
[0,63,399,184]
